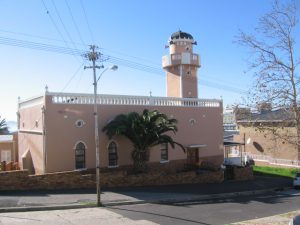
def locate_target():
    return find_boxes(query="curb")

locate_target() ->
[0,203,98,213]
[0,187,292,213]
[102,187,289,207]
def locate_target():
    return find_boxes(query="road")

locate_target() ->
[107,189,300,225]
[0,189,299,225]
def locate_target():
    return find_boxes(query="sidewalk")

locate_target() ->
[0,176,292,212]
[233,209,300,225]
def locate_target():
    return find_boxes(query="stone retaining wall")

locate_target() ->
[233,166,254,181]
[0,169,224,191]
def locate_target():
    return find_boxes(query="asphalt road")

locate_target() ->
[107,189,300,225]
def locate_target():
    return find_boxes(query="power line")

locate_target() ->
[41,0,81,62]
[60,62,84,92]
[41,0,68,47]
[200,79,247,94]
[0,28,84,46]
[64,0,86,46]
[0,36,84,55]
[50,0,78,50]
[107,56,162,74]
[0,28,161,66]
[101,47,161,67]
[80,0,95,44]
[75,68,85,90]
[0,35,248,95]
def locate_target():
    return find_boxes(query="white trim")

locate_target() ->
[171,38,194,43]
[1,150,12,162]
[107,140,118,168]
[0,140,14,143]
[180,65,183,97]
[73,141,88,150]
[19,95,44,109]
[21,149,30,158]
[187,144,207,148]
[108,165,119,169]
[19,129,43,135]
[160,160,169,164]
[238,119,284,123]
[75,168,87,171]
[48,92,222,108]
[160,143,169,162]
[106,140,119,149]
[75,119,86,128]
[0,135,13,142]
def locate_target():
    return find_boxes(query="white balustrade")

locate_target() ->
[244,152,300,167]
[49,92,221,108]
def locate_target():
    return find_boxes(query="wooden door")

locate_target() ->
[187,148,199,165]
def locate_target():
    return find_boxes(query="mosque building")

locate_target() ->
[18,31,223,174]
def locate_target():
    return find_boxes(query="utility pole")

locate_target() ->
[84,45,103,207]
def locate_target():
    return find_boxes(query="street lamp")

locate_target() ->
[97,65,118,83]
[93,64,118,206]
[84,46,118,206]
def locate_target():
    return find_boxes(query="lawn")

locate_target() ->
[253,165,300,179]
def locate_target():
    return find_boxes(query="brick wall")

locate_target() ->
[0,169,224,191]
[0,161,20,171]
[235,126,299,160]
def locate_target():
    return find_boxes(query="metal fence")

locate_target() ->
[244,152,300,168]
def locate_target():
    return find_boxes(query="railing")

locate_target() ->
[244,152,300,168]
[162,53,200,68]
[49,92,221,108]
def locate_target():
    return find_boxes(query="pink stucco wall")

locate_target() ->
[42,95,223,173]
[18,103,44,174]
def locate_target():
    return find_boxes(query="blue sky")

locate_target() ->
[0,0,298,121]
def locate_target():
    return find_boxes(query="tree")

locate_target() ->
[102,109,185,173]
[0,116,8,134]
[236,0,300,159]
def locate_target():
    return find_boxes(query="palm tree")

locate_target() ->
[102,109,185,173]
[0,116,8,134]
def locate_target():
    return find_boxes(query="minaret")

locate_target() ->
[162,31,200,98]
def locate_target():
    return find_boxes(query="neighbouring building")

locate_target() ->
[234,107,299,162]
[0,133,18,164]
[223,106,239,141]
[18,31,224,174]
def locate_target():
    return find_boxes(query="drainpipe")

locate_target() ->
[42,105,46,173]
[42,87,47,173]
[16,97,21,166]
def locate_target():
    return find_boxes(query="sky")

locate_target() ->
[0,0,299,122]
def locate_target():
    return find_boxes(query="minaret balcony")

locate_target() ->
[162,53,200,68]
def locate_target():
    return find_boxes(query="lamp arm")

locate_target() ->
[96,67,109,83]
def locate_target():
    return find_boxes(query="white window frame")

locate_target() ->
[75,119,85,128]
[107,140,119,168]
[74,141,87,170]
[1,150,12,162]
[160,143,169,163]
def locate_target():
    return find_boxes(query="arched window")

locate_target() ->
[108,141,118,167]
[75,142,86,169]
[160,143,168,162]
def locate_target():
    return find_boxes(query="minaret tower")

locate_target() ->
[162,31,200,98]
